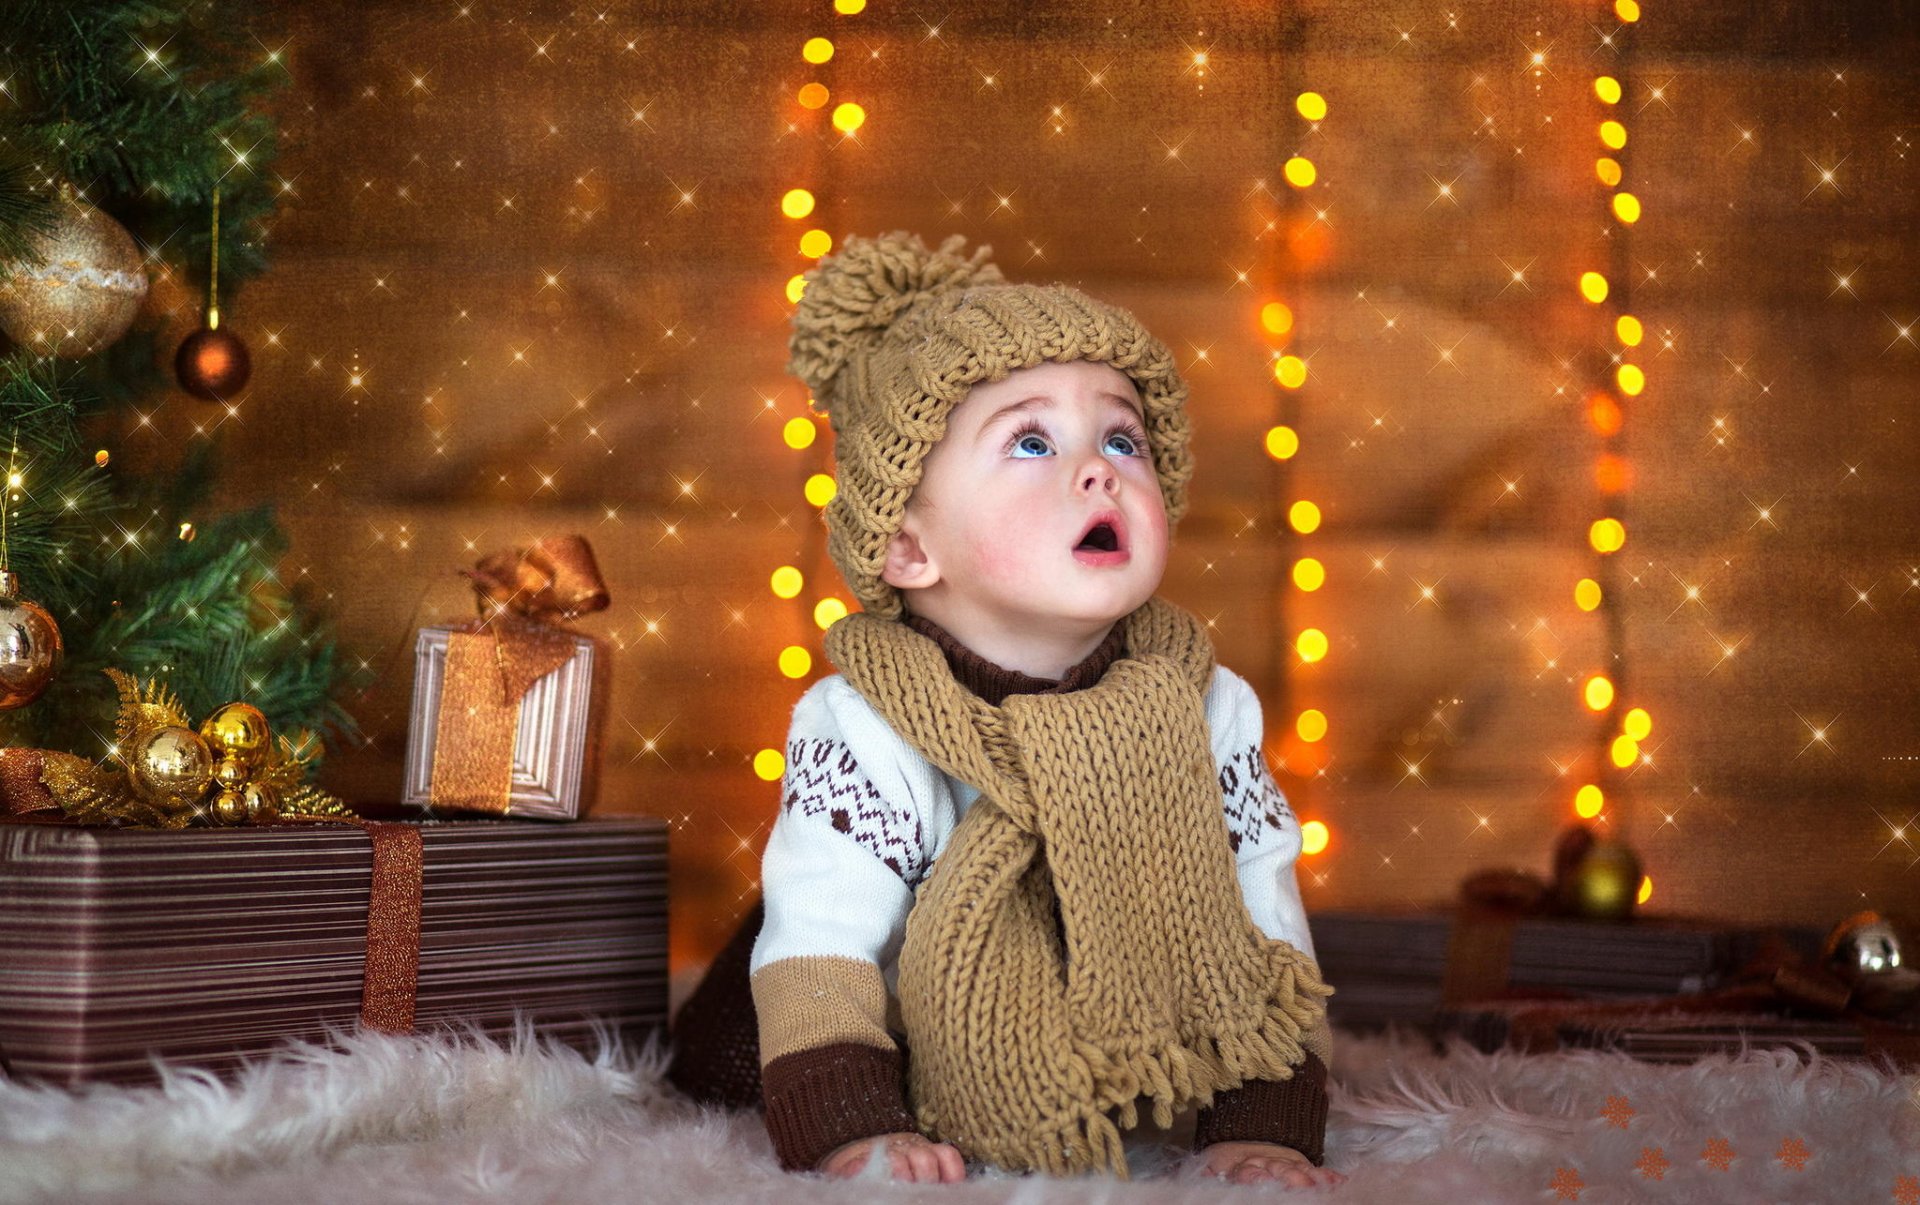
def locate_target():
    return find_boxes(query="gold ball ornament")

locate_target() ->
[127,725,214,813]
[0,570,64,709]
[212,757,249,789]
[200,701,271,771]
[1562,840,1642,920]
[241,780,281,823]
[1822,910,1920,1019]
[208,786,250,827]
[0,191,150,356]
[174,323,251,400]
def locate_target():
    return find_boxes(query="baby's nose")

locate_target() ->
[1081,465,1117,493]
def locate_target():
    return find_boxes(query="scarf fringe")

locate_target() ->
[1013,944,1337,1179]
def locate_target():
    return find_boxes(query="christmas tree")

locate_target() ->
[0,1,354,760]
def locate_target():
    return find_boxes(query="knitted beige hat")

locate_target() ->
[788,232,1194,621]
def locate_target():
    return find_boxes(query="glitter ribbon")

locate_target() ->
[426,536,608,816]
[355,820,424,1033]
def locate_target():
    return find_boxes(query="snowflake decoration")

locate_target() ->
[1701,1137,1736,1172]
[1600,1095,1636,1129]
[1776,1137,1811,1172]
[1635,1147,1671,1181]
[1550,1166,1584,1201]
[1893,1173,1919,1205]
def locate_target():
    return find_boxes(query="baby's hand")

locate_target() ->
[817,1131,966,1182]
[1199,1141,1346,1188]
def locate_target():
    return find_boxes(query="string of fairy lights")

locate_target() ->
[1261,87,1333,865]
[753,0,869,792]
[1574,0,1657,907]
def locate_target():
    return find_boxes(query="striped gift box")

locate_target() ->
[0,817,668,1086]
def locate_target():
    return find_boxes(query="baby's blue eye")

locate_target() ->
[1011,433,1051,458]
[1106,432,1141,456]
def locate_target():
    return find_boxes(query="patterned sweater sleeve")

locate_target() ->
[751,677,928,1172]
[1198,668,1335,1165]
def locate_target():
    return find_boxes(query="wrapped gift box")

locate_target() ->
[0,816,666,1086]
[402,623,605,820]
[1434,1000,1920,1069]
[1311,907,1827,1032]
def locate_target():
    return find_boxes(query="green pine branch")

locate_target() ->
[0,3,359,771]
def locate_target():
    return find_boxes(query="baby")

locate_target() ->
[673,233,1341,1189]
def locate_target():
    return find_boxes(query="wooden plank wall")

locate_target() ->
[109,1,1918,970]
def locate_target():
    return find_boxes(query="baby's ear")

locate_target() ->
[880,526,941,591]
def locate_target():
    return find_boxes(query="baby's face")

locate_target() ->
[890,359,1169,634]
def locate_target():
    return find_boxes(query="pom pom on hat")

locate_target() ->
[788,232,1003,408]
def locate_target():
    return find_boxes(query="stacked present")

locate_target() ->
[0,536,670,1086]
[1315,905,1920,1070]
[1312,906,1825,1030]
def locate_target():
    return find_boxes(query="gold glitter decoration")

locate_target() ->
[27,668,353,826]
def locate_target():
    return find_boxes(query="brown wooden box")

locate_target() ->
[0,817,667,1087]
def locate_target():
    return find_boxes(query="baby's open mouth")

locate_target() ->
[1076,524,1120,552]
[1072,512,1127,553]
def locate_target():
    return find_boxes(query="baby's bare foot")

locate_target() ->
[818,1132,966,1182]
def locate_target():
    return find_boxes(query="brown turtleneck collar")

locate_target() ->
[902,613,1127,706]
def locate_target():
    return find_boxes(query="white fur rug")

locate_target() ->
[2,1023,1915,1205]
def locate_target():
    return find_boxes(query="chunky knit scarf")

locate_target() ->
[822,596,1333,1178]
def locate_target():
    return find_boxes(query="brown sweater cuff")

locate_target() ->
[1192,1051,1330,1166]
[761,1042,919,1173]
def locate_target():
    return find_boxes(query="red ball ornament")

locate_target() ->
[175,323,251,400]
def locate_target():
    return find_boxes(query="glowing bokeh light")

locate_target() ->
[1588,394,1623,436]
[1596,157,1623,187]
[802,37,834,64]
[1301,820,1329,855]
[1580,271,1610,303]
[1296,91,1328,121]
[770,565,804,599]
[804,473,838,507]
[1600,120,1628,150]
[1624,707,1653,741]
[1594,76,1622,105]
[1612,192,1642,223]
[782,416,817,449]
[1575,578,1603,611]
[1617,363,1646,395]
[1273,355,1308,388]
[1293,557,1326,591]
[778,645,813,678]
[1265,425,1300,460]
[1590,517,1627,554]
[814,597,849,629]
[1575,784,1605,819]
[1616,315,1644,346]
[753,749,786,781]
[1260,301,1294,336]
[1611,734,1640,767]
[800,228,833,258]
[781,188,815,218]
[1289,500,1322,534]
[831,102,865,133]
[1585,675,1616,712]
[1297,709,1328,742]
[1283,156,1317,188]
[797,82,829,109]
[1297,628,1329,663]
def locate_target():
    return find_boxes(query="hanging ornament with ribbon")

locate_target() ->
[174,188,251,400]
[0,435,63,709]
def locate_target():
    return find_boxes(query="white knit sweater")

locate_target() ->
[751,665,1318,996]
